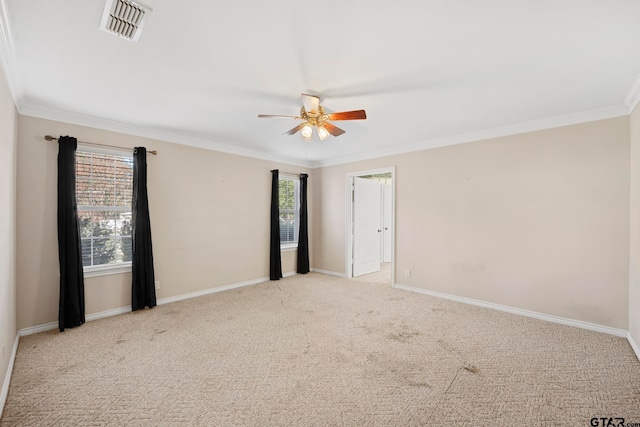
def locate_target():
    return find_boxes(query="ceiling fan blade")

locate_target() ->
[322,122,346,137]
[283,123,308,135]
[258,114,300,119]
[326,110,367,121]
[301,93,320,113]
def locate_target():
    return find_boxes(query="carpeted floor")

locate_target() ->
[2,272,640,426]
[352,262,392,285]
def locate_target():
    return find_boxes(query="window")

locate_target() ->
[279,175,299,249]
[76,148,133,274]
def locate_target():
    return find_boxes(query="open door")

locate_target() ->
[353,177,381,277]
[382,184,392,263]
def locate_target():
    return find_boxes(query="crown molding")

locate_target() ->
[626,72,640,114]
[1,0,637,169]
[19,102,314,168]
[0,0,23,108]
[18,100,630,171]
[311,104,630,168]
[21,100,628,170]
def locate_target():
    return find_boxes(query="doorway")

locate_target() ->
[346,167,395,286]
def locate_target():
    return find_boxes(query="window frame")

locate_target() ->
[76,144,134,278]
[278,174,300,251]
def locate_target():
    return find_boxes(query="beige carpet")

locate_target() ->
[352,262,392,285]
[2,272,640,426]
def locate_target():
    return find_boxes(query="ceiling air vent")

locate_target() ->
[100,0,151,42]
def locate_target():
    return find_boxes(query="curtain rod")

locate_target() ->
[44,135,158,155]
[272,170,306,176]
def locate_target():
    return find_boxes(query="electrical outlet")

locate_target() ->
[155,280,160,290]
[404,269,411,278]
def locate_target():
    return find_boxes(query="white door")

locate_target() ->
[353,177,381,276]
[382,185,392,263]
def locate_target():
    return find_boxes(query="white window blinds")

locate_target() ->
[279,176,299,246]
[76,150,133,268]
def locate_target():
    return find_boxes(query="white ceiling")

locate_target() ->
[1,0,640,167]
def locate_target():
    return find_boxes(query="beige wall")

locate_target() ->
[16,115,311,329]
[313,117,630,329]
[630,104,640,346]
[10,104,636,335]
[0,65,17,403]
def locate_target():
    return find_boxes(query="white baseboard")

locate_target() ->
[628,332,640,362]
[87,306,132,322]
[311,268,347,278]
[19,321,58,336]
[393,283,628,338]
[158,272,299,306]
[158,274,283,306]
[0,332,20,418]
[19,305,134,336]
[19,274,293,336]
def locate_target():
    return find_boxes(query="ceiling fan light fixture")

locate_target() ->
[258,93,366,141]
[317,126,329,140]
[301,124,313,138]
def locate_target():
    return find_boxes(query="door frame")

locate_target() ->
[345,166,395,285]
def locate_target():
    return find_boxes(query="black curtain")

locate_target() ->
[132,147,157,310]
[57,136,85,332]
[270,169,283,280]
[297,173,310,274]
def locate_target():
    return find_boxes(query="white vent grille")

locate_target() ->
[100,0,151,42]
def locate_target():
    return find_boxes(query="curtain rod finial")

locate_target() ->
[45,135,56,141]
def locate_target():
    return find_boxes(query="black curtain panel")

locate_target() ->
[270,169,283,280]
[132,147,157,310]
[57,135,85,332]
[297,173,310,274]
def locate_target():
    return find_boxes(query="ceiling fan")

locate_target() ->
[258,93,367,141]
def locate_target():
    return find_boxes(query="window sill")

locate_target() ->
[84,262,132,278]
[280,244,298,252]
